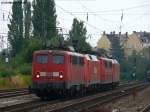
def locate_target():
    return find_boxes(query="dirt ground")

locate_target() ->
[93,85,150,112]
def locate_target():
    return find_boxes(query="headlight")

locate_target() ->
[59,74,63,78]
[59,71,63,78]
[36,74,40,78]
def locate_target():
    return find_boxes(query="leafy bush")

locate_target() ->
[0,69,17,77]
[22,37,43,63]
[18,64,31,75]
[10,54,25,69]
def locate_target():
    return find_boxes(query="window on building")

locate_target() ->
[131,44,136,50]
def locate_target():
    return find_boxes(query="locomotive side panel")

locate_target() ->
[88,55,100,85]
[83,55,90,88]
[68,55,84,89]
[99,58,113,84]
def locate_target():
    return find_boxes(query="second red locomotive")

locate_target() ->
[31,49,120,99]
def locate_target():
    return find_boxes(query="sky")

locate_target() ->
[0,0,150,48]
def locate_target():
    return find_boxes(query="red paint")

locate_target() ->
[32,50,120,89]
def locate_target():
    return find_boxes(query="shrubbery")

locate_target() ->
[0,69,17,77]
[0,61,16,77]
[0,60,31,77]
[0,37,42,78]
[120,53,149,81]
[18,63,31,75]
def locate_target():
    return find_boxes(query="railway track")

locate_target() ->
[0,81,131,99]
[141,104,150,112]
[46,83,148,112]
[0,82,148,112]
[0,99,59,112]
[0,88,29,98]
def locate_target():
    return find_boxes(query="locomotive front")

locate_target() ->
[31,50,67,98]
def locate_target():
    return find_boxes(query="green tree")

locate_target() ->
[8,0,23,55]
[129,53,148,80]
[32,0,57,47]
[109,34,126,80]
[69,18,91,51]
[97,48,108,56]
[24,0,31,39]
[110,35,124,62]
[23,37,43,62]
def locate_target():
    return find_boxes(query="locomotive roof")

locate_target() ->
[112,59,119,64]
[100,57,119,63]
[34,50,119,63]
[84,54,99,61]
[66,51,84,57]
[34,50,84,57]
[100,57,112,61]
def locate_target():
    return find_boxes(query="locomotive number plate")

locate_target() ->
[40,72,46,76]
[53,72,59,76]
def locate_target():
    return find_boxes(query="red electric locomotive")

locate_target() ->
[99,58,119,87]
[32,50,86,98]
[31,49,120,99]
[84,54,100,91]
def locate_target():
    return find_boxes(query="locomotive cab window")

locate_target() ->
[52,55,64,64]
[79,57,84,65]
[36,54,48,64]
[71,55,84,65]
[71,56,78,64]
[109,62,112,68]
[104,60,112,69]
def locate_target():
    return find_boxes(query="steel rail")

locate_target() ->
[0,99,60,112]
[141,104,150,112]
[0,82,146,112]
[0,88,29,98]
[46,83,148,112]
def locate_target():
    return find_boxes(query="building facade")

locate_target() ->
[97,31,150,56]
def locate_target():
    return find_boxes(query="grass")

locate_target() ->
[0,77,13,89]
[0,74,31,89]
[20,74,32,86]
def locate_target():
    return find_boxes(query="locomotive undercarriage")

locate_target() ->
[31,81,119,100]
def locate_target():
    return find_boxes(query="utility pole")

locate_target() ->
[120,9,123,33]
[0,35,9,62]
[0,35,4,50]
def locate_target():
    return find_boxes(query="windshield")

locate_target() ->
[52,55,64,64]
[36,54,48,64]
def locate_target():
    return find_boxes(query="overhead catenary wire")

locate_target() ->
[0,1,150,36]
[78,0,119,33]
[0,2,103,37]
[0,1,102,31]
[78,0,119,23]
[1,1,150,14]
[56,4,102,32]
[57,3,150,14]
[57,11,102,38]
